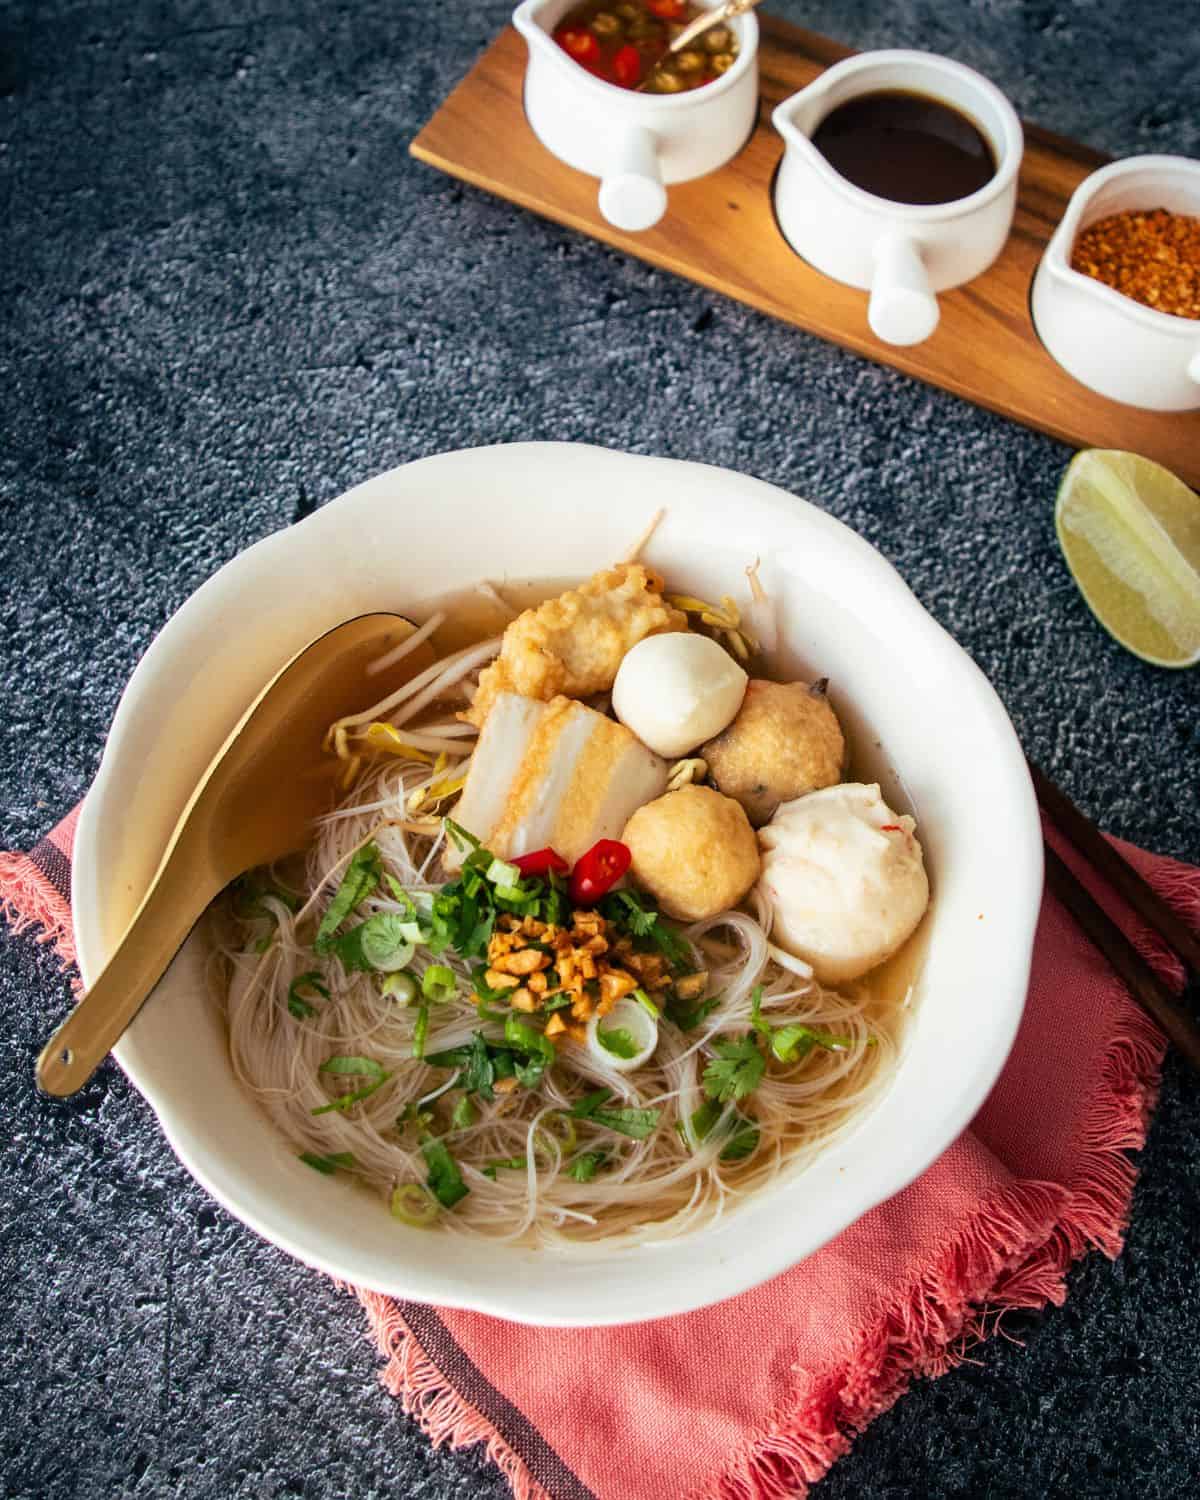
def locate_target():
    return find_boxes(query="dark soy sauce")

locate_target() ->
[812,90,997,206]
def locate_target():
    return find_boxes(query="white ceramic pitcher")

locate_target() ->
[513,0,759,233]
[772,51,1024,347]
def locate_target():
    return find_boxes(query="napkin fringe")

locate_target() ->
[356,1289,554,1500]
[705,998,1165,1500]
[0,852,76,973]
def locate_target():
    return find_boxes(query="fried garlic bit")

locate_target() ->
[484,910,672,1042]
[464,564,686,728]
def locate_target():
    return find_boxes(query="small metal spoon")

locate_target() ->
[36,612,434,1097]
[635,0,764,93]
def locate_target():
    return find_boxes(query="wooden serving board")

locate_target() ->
[411,16,1200,484]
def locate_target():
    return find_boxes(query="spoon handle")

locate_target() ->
[666,0,762,58]
[36,823,222,1096]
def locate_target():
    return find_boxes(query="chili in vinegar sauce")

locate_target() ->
[554,0,739,94]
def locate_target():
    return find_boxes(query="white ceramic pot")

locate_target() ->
[1031,155,1200,412]
[512,0,759,232]
[772,51,1024,347]
[72,443,1041,1327]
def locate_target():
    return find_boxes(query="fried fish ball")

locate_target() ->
[757,783,929,984]
[621,784,760,922]
[465,565,686,727]
[701,678,845,827]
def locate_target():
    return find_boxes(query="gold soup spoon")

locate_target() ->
[635,0,764,93]
[36,612,433,1098]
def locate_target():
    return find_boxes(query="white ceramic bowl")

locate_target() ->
[513,0,759,232]
[74,443,1042,1327]
[1031,155,1200,411]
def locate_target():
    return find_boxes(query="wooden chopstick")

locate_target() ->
[1029,760,1200,980]
[1043,846,1200,1074]
[1031,761,1200,1075]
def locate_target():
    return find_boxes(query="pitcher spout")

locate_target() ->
[772,76,836,146]
[513,0,565,58]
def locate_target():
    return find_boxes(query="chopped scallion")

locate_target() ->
[597,1026,641,1059]
[390,1182,439,1226]
[485,856,521,889]
[421,965,457,1004]
[381,970,418,1006]
[633,987,660,1019]
[411,1000,430,1059]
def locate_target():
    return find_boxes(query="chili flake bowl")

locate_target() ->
[72,444,1041,1327]
[1032,154,1200,411]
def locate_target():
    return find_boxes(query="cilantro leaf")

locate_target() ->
[569,1088,660,1140]
[770,1023,854,1062]
[513,1053,547,1089]
[668,991,723,1031]
[319,1055,385,1079]
[569,1088,614,1117]
[449,1094,476,1130]
[600,889,657,936]
[719,1116,760,1162]
[287,971,329,1019]
[462,1033,502,1097]
[590,1104,660,1140]
[681,1098,724,1142]
[566,1151,608,1182]
[599,888,692,972]
[421,1135,469,1208]
[427,1031,523,1100]
[679,1100,760,1162]
[398,1102,434,1132]
[314,843,382,954]
[233,874,299,921]
[299,1151,356,1175]
[503,1014,556,1065]
[702,1036,765,1103]
[311,1070,392,1115]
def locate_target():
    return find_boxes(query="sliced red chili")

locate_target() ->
[647,0,686,17]
[569,839,632,905]
[879,824,901,832]
[511,847,570,877]
[612,43,642,88]
[554,26,601,65]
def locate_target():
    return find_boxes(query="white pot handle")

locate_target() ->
[869,234,940,346]
[1188,349,1200,389]
[598,126,667,232]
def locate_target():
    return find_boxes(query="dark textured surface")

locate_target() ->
[2,2,1198,1497]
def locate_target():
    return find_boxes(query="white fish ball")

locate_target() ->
[612,633,747,759]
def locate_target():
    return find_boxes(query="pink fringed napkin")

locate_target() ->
[4,803,1197,1500]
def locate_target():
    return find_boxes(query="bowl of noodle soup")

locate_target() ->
[72,443,1041,1326]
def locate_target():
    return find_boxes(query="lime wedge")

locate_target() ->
[1055,449,1200,669]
